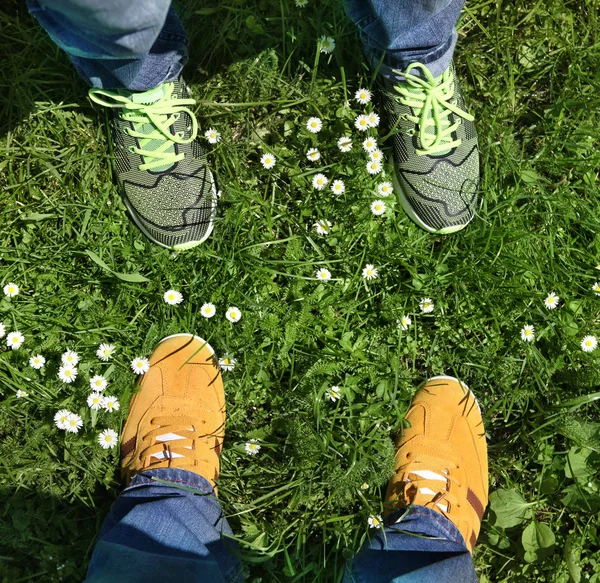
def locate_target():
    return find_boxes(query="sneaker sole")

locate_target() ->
[159,333,215,356]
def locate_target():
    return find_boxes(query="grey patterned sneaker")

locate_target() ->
[89,78,217,250]
[379,62,479,234]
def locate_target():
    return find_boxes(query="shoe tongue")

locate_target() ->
[128,84,169,105]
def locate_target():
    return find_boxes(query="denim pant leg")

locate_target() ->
[344,0,466,79]
[85,469,244,583]
[27,0,187,90]
[345,506,478,583]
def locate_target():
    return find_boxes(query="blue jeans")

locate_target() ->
[85,469,476,582]
[28,0,464,89]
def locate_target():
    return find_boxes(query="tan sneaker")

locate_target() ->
[120,334,225,491]
[385,376,488,553]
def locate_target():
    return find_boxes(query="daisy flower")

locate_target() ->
[164,289,184,305]
[367,112,380,127]
[378,181,394,197]
[87,392,104,410]
[312,173,329,190]
[0,323,5,338]
[313,219,332,236]
[131,357,150,375]
[520,325,535,342]
[89,375,108,392]
[398,315,412,330]
[319,36,335,54]
[337,137,352,152]
[16,390,28,398]
[306,148,321,162]
[58,364,78,384]
[295,0,308,7]
[96,343,115,361]
[592,282,600,296]
[371,200,387,216]
[245,439,261,455]
[355,88,372,104]
[102,395,120,412]
[360,482,369,490]
[369,149,385,162]
[200,303,216,318]
[362,264,378,280]
[98,429,119,449]
[6,331,24,350]
[204,128,221,144]
[325,385,341,402]
[543,292,559,310]
[366,159,383,175]
[3,282,19,297]
[29,354,46,369]
[65,413,83,434]
[219,356,237,371]
[354,114,370,132]
[260,153,276,169]
[362,137,378,152]
[54,410,71,430]
[226,307,242,323]
[331,180,345,195]
[306,117,323,133]
[420,298,434,313]
[581,335,597,352]
[315,268,332,281]
[368,515,383,529]
[61,350,79,366]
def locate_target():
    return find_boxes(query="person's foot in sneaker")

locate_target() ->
[385,376,488,553]
[379,62,479,234]
[89,79,217,250]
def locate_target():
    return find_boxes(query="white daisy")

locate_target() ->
[362,264,378,280]
[366,159,383,175]
[368,514,383,529]
[306,117,323,133]
[420,298,434,313]
[65,413,83,434]
[371,200,387,216]
[319,36,335,54]
[29,354,46,369]
[260,153,276,169]
[87,392,104,410]
[325,385,341,402]
[96,343,115,361]
[354,114,370,132]
[592,282,600,296]
[58,364,78,384]
[581,335,597,352]
[16,389,28,398]
[61,350,79,366]
[245,439,261,455]
[315,268,332,281]
[204,128,221,144]
[313,219,332,236]
[367,112,380,127]
[3,282,19,297]
[398,315,412,330]
[306,148,321,162]
[98,429,119,449]
[89,375,108,392]
[226,307,242,323]
[337,137,352,152]
[0,323,5,338]
[102,395,120,412]
[295,0,308,7]
[355,88,372,104]
[200,303,217,318]
[543,292,559,310]
[369,149,385,162]
[331,179,345,195]
[163,289,183,305]
[520,325,535,342]
[130,357,150,375]
[219,356,237,371]
[6,331,24,350]
[54,409,71,430]
[360,482,369,490]
[312,173,329,190]
[378,181,394,197]
[362,137,378,152]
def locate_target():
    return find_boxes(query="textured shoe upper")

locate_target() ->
[380,63,479,233]
[89,79,216,249]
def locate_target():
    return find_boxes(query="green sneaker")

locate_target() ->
[89,78,217,250]
[379,62,479,234]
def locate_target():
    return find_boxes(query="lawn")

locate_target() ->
[1,0,600,581]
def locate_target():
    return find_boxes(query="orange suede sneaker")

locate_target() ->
[385,376,488,553]
[120,334,225,491]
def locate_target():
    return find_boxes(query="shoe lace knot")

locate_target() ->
[394,62,474,156]
[88,83,198,171]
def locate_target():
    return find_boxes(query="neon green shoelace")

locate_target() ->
[89,83,198,171]
[394,63,474,156]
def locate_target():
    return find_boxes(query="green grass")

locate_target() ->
[1,0,600,581]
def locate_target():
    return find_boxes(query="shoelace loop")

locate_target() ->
[394,63,474,156]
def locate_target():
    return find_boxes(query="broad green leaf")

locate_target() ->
[85,250,150,283]
[522,521,555,553]
[565,446,600,482]
[564,534,582,583]
[489,489,535,529]
[520,169,542,184]
[20,213,56,222]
